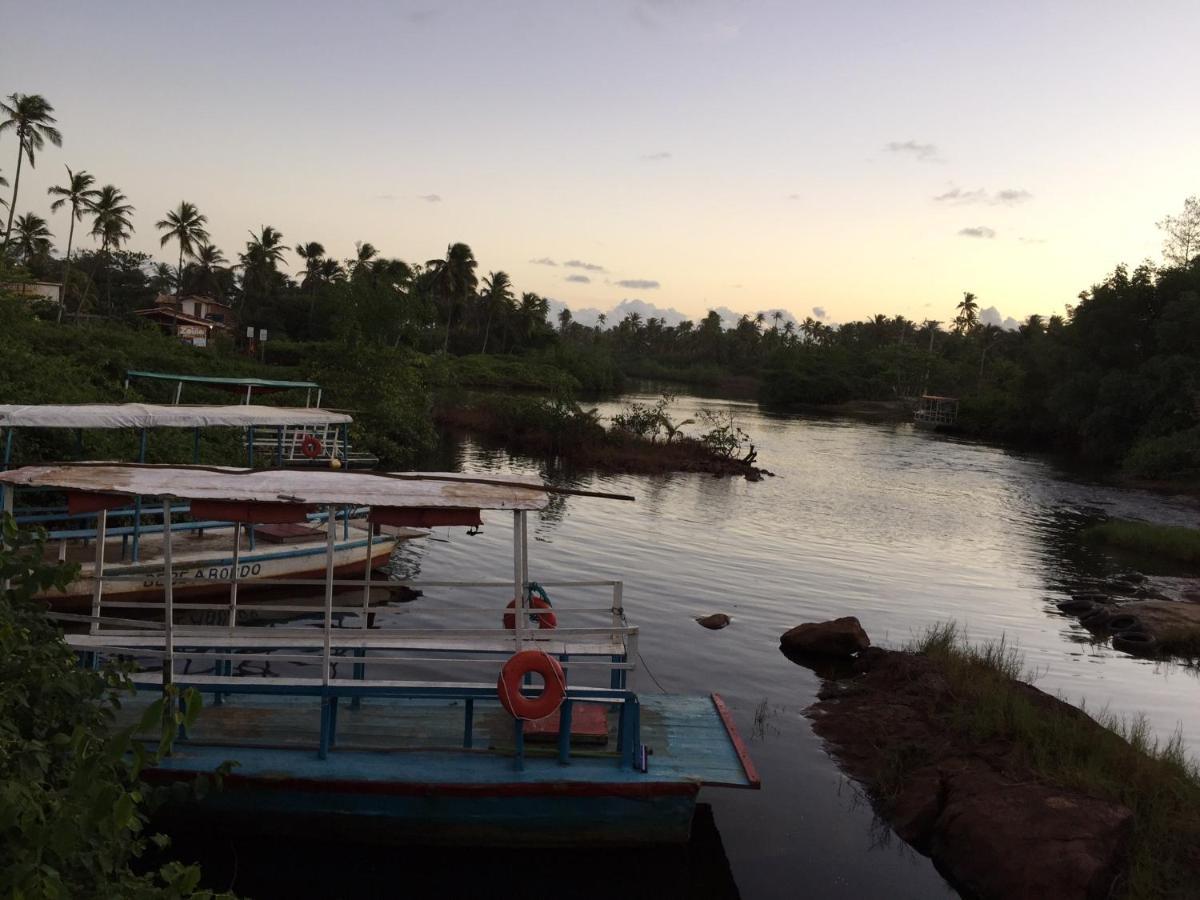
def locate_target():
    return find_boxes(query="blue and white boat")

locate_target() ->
[0,462,759,845]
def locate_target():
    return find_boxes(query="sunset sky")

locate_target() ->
[5,0,1198,326]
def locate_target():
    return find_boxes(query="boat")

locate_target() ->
[0,463,760,845]
[913,394,959,429]
[0,402,409,609]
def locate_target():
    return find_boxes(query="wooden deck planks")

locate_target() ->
[114,690,755,788]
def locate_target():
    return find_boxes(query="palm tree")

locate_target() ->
[47,166,99,322]
[0,170,8,210]
[479,270,513,353]
[771,310,783,332]
[597,312,607,328]
[12,212,53,262]
[89,185,134,251]
[0,94,62,250]
[295,241,326,291]
[954,292,980,334]
[155,202,209,297]
[425,242,478,353]
[239,226,287,311]
[190,243,227,298]
[88,185,134,316]
[350,241,378,280]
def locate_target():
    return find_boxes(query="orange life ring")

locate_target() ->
[503,594,557,630]
[300,434,324,459]
[497,650,566,720]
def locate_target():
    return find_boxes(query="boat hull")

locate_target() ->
[39,538,398,611]
[150,775,700,846]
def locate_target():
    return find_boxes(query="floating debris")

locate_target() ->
[695,613,732,630]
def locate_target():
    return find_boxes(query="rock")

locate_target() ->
[780,616,870,658]
[931,780,1133,900]
[695,613,732,630]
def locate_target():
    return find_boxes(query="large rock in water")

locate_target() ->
[779,617,870,657]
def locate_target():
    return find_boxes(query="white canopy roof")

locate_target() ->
[0,404,352,429]
[0,464,550,510]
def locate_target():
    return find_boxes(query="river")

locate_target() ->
[181,390,1200,898]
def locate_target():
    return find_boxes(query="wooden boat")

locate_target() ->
[0,463,759,845]
[0,401,407,609]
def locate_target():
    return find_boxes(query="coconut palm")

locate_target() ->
[189,243,227,298]
[239,226,287,309]
[156,202,209,297]
[771,310,783,332]
[295,241,326,291]
[425,242,478,353]
[0,94,62,249]
[0,170,8,210]
[12,212,53,262]
[478,271,512,353]
[89,185,134,251]
[350,241,378,280]
[47,166,99,322]
[954,291,980,334]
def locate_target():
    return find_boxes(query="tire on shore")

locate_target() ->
[1111,630,1158,656]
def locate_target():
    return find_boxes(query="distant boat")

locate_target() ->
[913,394,959,429]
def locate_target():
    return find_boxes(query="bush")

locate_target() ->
[1122,427,1200,480]
[0,516,233,898]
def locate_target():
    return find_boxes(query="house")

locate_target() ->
[1,281,63,305]
[137,293,236,347]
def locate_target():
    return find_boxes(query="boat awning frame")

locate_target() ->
[125,371,321,392]
[0,404,353,430]
[0,464,552,511]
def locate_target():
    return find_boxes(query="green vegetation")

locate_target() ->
[1082,519,1200,568]
[0,515,233,898]
[2,88,1197,482]
[911,623,1200,899]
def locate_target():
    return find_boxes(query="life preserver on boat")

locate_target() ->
[299,434,324,459]
[503,584,557,630]
[497,650,566,720]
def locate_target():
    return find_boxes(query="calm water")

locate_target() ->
[180,391,1200,899]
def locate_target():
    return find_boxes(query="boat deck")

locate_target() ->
[114,691,757,789]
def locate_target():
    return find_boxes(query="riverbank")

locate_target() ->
[799,623,1200,899]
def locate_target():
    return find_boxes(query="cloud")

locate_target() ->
[641,151,672,161]
[958,226,997,239]
[614,279,660,290]
[884,140,940,162]
[979,306,1019,331]
[529,257,557,266]
[417,193,442,203]
[564,259,606,273]
[812,306,827,320]
[993,188,1033,205]
[565,274,591,284]
[934,186,1033,206]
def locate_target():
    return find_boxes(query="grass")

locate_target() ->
[909,622,1200,899]
[1082,519,1200,568]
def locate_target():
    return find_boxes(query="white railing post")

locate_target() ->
[360,519,374,629]
[162,500,174,687]
[89,508,108,635]
[228,522,241,635]
[323,504,336,684]
[512,510,524,649]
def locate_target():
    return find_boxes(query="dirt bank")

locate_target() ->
[800,643,1200,899]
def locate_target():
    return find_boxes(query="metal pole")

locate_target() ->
[88,508,107,635]
[323,504,336,685]
[174,381,183,405]
[132,428,147,562]
[163,499,174,688]
[512,511,524,648]
[229,522,241,636]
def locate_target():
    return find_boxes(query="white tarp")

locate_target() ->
[0,404,352,429]
[0,465,550,510]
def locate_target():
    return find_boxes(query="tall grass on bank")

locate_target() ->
[908,623,1200,899]
[1082,519,1200,567]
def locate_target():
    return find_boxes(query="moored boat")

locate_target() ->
[0,463,760,845]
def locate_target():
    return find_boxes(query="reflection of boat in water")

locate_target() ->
[3,463,760,845]
[0,392,412,609]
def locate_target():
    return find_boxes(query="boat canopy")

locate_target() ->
[0,464,551,511]
[126,371,321,392]
[0,404,352,430]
